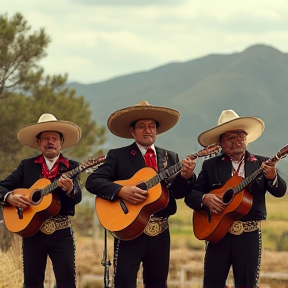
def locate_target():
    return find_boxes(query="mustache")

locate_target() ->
[45,145,55,149]
[227,141,244,147]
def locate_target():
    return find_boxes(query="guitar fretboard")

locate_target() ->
[145,161,183,189]
[144,146,221,190]
[41,157,105,196]
[234,151,284,194]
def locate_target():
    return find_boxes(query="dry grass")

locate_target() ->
[0,222,23,288]
[1,224,288,288]
[1,194,287,287]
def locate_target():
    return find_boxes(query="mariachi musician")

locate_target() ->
[86,100,196,288]
[185,109,287,288]
[0,113,82,288]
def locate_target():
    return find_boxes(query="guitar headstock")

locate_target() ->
[276,144,288,160]
[195,144,222,158]
[81,156,106,170]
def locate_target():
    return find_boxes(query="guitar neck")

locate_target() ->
[145,157,193,189]
[41,157,105,196]
[144,145,221,190]
[235,153,282,193]
[41,166,82,196]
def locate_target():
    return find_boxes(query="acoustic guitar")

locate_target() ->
[3,156,106,238]
[95,144,221,241]
[193,145,288,243]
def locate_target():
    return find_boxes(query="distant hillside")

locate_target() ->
[67,44,288,180]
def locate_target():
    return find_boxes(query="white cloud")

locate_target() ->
[1,0,288,83]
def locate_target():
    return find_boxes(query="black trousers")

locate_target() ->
[22,228,76,288]
[203,230,261,288]
[113,229,170,288]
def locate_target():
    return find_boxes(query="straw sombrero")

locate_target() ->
[17,113,81,149]
[198,109,265,147]
[107,100,180,138]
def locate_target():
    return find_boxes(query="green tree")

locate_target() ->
[0,74,106,179]
[0,13,106,274]
[0,12,50,98]
[0,12,106,178]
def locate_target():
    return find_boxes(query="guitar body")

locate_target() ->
[3,178,61,238]
[95,167,169,240]
[2,156,106,238]
[193,174,253,243]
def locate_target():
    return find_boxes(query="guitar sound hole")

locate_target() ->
[137,182,148,190]
[31,189,43,205]
[222,188,235,204]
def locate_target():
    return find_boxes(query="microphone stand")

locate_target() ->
[101,228,111,288]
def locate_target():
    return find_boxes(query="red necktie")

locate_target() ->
[144,148,158,171]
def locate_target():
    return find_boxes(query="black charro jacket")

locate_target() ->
[85,142,196,218]
[0,154,82,216]
[185,151,287,221]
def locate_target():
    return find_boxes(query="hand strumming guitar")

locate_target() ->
[6,193,33,209]
[118,186,148,204]
[202,193,226,215]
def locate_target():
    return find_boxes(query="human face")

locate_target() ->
[130,119,157,147]
[36,131,63,158]
[220,130,247,160]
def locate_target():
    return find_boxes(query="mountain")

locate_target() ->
[66,44,288,179]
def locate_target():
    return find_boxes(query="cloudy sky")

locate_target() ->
[2,0,288,84]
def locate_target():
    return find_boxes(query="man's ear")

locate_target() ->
[36,138,40,146]
[130,127,135,137]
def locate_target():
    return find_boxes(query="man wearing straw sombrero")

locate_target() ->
[86,100,196,288]
[0,113,82,288]
[185,109,287,288]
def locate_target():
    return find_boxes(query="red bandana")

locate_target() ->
[35,154,70,179]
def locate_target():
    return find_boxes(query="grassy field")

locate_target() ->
[169,193,288,251]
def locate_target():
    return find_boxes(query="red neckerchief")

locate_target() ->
[35,154,70,179]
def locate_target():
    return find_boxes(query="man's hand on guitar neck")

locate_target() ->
[118,186,148,204]
[58,175,74,195]
[262,160,276,180]
[6,193,33,209]
[181,157,196,180]
[202,194,226,214]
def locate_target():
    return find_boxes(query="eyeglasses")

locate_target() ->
[221,131,247,143]
[40,137,60,143]
[134,124,157,131]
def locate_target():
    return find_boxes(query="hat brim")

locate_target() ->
[17,121,81,150]
[108,106,180,138]
[198,117,265,147]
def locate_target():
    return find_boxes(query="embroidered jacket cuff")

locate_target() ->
[267,175,278,187]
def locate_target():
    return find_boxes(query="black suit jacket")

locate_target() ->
[185,151,287,221]
[86,142,195,217]
[0,155,82,216]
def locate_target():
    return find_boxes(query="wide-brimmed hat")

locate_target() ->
[107,100,180,138]
[17,113,81,150]
[198,109,265,147]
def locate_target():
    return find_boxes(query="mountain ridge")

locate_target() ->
[67,43,288,179]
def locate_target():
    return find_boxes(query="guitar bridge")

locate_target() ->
[119,199,128,214]
[17,207,23,219]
